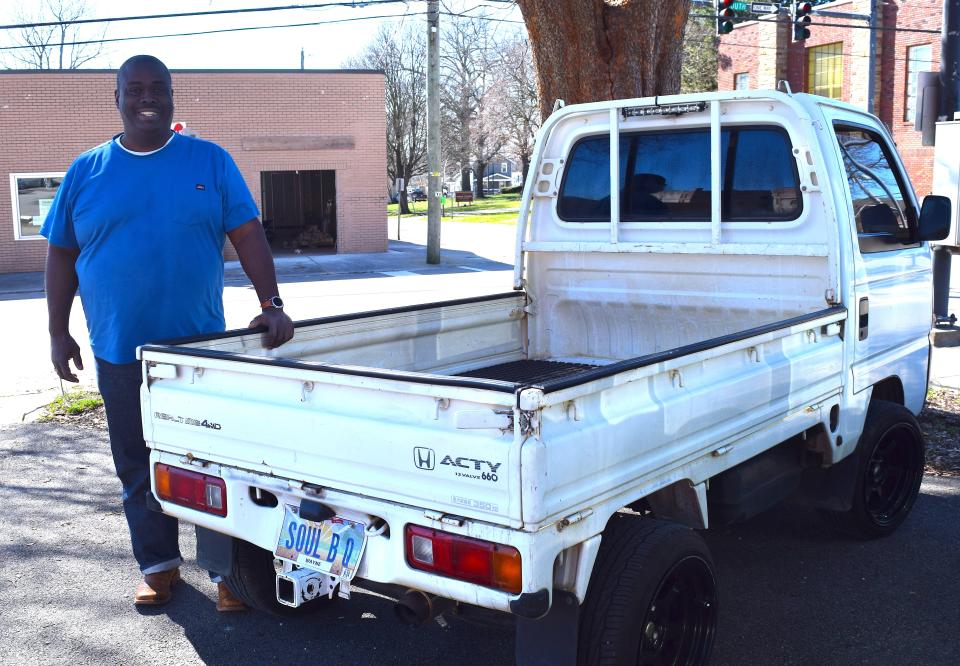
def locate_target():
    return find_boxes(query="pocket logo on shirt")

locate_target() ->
[195,183,206,191]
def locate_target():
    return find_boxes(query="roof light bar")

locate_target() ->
[622,102,708,118]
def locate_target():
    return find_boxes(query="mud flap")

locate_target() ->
[793,447,862,511]
[514,589,579,666]
[195,525,236,577]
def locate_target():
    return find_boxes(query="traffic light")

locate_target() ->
[791,1,813,42]
[715,0,735,36]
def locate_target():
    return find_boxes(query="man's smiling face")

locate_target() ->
[115,57,174,149]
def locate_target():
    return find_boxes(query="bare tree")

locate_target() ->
[491,36,540,183]
[470,85,510,197]
[439,10,509,198]
[516,0,692,120]
[439,15,482,193]
[348,26,428,215]
[681,5,721,94]
[4,0,107,70]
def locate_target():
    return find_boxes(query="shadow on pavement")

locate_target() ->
[226,241,513,288]
[3,421,956,665]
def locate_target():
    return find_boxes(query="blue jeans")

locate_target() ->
[96,358,183,575]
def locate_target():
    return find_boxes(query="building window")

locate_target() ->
[10,173,64,240]
[808,42,843,100]
[905,44,933,122]
[734,73,750,90]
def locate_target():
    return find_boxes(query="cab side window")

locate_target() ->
[834,125,918,253]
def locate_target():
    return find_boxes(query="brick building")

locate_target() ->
[718,0,940,196]
[0,69,386,274]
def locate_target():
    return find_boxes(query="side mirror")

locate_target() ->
[918,195,951,241]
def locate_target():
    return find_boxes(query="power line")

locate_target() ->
[689,12,940,35]
[0,0,518,31]
[718,39,936,67]
[439,9,523,23]
[0,3,526,54]
[0,1,413,31]
[0,12,420,52]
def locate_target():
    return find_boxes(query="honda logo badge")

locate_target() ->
[413,447,435,470]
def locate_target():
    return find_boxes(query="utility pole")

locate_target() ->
[866,0,877,114]
[426,0,441,264]
[933,0,960,327]
[300,47,305,70]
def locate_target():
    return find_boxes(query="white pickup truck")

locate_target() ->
[140,91,950,664]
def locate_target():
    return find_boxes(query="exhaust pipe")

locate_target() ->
[394,590,456,625]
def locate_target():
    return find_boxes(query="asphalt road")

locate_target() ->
[1,421,957,665]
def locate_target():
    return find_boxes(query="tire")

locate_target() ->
[821,400,925,539]
[222,539,334,616]
[578,515,718,666]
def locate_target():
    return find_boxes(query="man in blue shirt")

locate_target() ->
[42,55,293,610]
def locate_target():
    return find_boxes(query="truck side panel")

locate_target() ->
[520,312,845,527]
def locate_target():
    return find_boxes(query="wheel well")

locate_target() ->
[871,377,905,406]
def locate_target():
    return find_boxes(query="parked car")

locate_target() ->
[409,188,427,202]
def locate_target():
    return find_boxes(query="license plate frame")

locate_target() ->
[274,504,367,581]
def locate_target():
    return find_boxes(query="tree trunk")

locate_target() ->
[460,168,470,192]
[396,155,411,215]
[475,161,488,198]
[517,0,691,121]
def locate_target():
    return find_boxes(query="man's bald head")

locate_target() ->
[117,55,171,89]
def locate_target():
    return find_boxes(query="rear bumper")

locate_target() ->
[150,450,564,615]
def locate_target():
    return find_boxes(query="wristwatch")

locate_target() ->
[260,296,284,310]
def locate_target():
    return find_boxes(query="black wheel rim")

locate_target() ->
[637,555,717,666]
[863,423,923,526]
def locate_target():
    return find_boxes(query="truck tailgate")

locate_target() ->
[140,353,524,527]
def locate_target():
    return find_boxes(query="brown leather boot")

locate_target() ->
[134,568,181,606]
[216,582,248,612]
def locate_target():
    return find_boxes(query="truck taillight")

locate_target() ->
[154,463,227,517]
[404,524,522,594]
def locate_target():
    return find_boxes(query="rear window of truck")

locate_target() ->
[557,127,802,223]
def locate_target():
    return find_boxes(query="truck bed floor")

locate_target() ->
[455,360,599,385]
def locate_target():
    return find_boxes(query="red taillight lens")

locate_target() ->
[404,524,521,594]
[154,463,227,517]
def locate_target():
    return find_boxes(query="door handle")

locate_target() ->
[858,297,869,341]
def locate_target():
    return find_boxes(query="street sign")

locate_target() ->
[730,1,748,9]
[750,2,779,13]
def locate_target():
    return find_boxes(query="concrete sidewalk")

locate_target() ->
[0,238,515,300]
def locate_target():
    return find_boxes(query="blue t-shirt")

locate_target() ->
[41,133,259,363]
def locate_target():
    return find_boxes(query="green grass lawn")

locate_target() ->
[388,192,521,219]
[449,211,519,224]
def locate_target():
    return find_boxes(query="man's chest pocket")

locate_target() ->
[170,184,221,228]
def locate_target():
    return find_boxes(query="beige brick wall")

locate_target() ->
[0,69,386,274]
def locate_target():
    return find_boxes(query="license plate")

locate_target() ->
[274,504,367,581]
